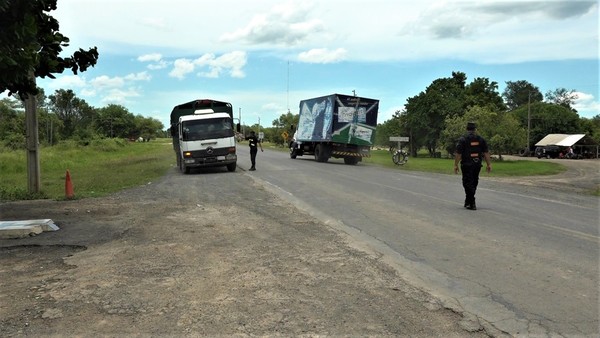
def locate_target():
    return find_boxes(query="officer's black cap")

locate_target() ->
[466,122,476,131]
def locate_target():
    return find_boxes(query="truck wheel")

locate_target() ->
[183,164,190,174]
[314,144,330,162]
[227,163,236,172]
[314,144,323,162]
[290,144,298,159]
[344,157,359,165]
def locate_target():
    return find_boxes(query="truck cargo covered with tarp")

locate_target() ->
[296,94,379,146]
[290,94,379,164]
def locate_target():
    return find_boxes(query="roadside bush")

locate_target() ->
[2,133,26,150]
[0,186,48,201]
[89,138,128,152]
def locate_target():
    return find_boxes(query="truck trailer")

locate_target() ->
[289,94,379,164]
[170,99,237,174]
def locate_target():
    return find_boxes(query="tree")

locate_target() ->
[510,102,581,145]
[0,0,99,99]
[0,98,26,149]
[48,89,96,139]
[545,88,578,111]
[403,71,467,156]
[272,111,299,145]
[0,0,98,193]
[465,77,506,111]
[375,110,406,147]
[502,80,543,110]
[579,115,600,144]
[441,106,526,159]
[134,115,164,141]
[96,104,135,139]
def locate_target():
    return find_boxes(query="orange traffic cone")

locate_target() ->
[65,170,74,199]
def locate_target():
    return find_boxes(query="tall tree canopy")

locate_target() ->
[465,77,506,111]
[48,89,95,139]
[545,88,578,111]
[403,71,467,156]
[510,101,581,146]
[502,80,543,111]
[0,0,98,99]
[401,72,506,156]
[441,107,526,159]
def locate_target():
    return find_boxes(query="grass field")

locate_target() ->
[363,149,565,177]
[1,140,567,201]
[0,138,174,201]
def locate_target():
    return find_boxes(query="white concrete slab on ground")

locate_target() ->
[0,219,60,239]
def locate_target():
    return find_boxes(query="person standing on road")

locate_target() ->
[454,122,491,210]
[245,130,263,171]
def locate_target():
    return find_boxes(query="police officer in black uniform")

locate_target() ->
[245,130,263,171]
[454,122,491,210]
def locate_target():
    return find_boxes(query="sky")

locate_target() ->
[18,0,600,129]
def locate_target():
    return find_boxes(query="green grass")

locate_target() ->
[364,149,565,177]
[0,138,174,201]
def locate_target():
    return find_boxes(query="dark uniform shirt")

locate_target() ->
[246,135,260,149]
[456,132,488,166]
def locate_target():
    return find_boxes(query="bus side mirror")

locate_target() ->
[290,124,295,132]
[236,123,241,133]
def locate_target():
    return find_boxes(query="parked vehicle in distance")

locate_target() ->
[289,93,379,165]
[535,146,561,159]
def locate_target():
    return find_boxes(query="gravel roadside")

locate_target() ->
[0,167,491,337]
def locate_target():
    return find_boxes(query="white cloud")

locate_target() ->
[45,75,87,90]
[573,92,600,118]
[219,0,324,46]
[169,59,195,80]
[90,75,125,89]
[139,17,167,30]
[51,0,597,64]
[298,48,347,63]
[101,88,142,105]
[169,52,248,80]
[138,54,169,70]
[147,61,169,70]
[124,72,151,81]
[138,53,163,62]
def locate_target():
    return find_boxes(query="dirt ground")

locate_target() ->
[490,156,599,194]
[0,158,596,337]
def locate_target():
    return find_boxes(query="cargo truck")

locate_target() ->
[289,94,379,164]
[170,99,238,174]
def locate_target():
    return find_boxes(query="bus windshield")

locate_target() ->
[181,118,234,141]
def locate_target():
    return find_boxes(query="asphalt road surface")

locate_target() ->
[243,148,599,337]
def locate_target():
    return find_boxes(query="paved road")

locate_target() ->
[241,148,600,336]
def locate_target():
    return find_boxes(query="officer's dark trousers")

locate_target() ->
[461,163,481,205]
[250,148,258,168]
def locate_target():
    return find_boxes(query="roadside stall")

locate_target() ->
[535,134,598,159]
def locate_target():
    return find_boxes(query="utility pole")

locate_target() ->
[25,72,41,193]
[527,91,531,156]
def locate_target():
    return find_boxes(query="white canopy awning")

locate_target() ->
[535,134,586,147]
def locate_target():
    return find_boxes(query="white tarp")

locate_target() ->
[535,134,586,147]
